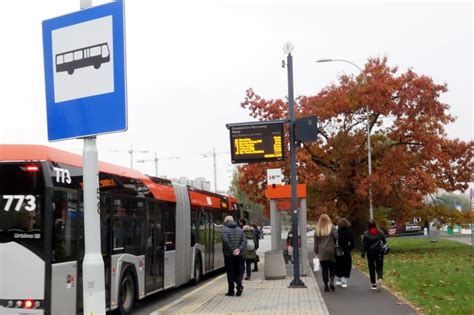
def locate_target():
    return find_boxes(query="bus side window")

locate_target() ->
[112,198,125,251]
[213,210,224,243]
[164,202,176,251]
[53,190,80,263]
[191,208,198,247]
[124,199,145,255]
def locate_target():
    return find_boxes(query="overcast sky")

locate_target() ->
[0,0,472,193]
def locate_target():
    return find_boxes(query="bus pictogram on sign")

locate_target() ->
[55,42,110,75]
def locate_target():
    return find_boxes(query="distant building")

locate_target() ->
[193,177,212,191]
[166,176,212,191]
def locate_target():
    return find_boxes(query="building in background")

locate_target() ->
[166,176,212,191]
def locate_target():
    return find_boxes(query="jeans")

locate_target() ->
[367,253,384,284]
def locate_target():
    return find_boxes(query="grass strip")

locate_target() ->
[353,237,473,315]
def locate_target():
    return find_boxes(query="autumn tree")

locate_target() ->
[236,57,472,237]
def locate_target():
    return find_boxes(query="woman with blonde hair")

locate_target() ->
[314,214,338,292]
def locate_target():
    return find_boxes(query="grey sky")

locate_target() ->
[0,1,472,192]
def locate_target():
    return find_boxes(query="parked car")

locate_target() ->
[262,226,271,235]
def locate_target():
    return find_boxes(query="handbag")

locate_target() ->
[313,257,320,271]
[381,243,390,255]
[335,239,344,257]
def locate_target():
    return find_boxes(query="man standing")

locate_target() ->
[221,215,247,296]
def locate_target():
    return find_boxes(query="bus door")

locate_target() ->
[51,188,83,315]
[205,210,214,271]
[145,202,164,293]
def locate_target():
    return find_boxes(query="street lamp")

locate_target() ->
[317,58,374,221]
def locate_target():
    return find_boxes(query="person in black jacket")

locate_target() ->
[335,218,355,288]
[250,224,260,271]
[221,215,247,296]
[361,219,387,290]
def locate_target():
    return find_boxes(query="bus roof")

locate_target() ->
[0,145,238,206]
[0,144,147,180]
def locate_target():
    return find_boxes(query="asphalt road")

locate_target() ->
[308,251,416,315]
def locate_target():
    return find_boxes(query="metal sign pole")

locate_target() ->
[83,137,106,315]
[80,2,105,314]
[285,44,305,288]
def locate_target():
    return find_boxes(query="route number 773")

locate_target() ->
[2,195,36,212]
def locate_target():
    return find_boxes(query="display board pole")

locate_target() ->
[286,51,305,288]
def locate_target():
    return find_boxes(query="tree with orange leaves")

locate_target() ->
[236,57,472,236]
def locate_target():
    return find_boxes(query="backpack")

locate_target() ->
[246,238,255,251]
[368,234,383,255]
[369,237,389,255]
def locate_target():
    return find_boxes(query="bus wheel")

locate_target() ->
[192,256,202,285]
[119,272,135,315]
[94,63,101,69]
[67,69,74,75]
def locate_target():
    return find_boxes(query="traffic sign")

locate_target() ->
[42,1,127,141]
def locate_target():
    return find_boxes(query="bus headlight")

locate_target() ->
[34,301,41,309]
[16,300,22,308]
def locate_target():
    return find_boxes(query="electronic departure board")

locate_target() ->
[228,121,285,164]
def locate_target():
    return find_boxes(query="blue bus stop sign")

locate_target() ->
[42,1,127,141]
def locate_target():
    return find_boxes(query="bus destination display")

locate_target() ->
[229,122,284,163]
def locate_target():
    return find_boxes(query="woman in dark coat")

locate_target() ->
[335,218,355,288]
[314,214,338,292]
[361,219,387,290]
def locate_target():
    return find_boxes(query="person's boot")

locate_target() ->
[323,282,329,292]
[329,278,335,291]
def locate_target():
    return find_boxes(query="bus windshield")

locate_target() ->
[0,163,44,240]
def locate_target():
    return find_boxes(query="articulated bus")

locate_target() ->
[0,145,240,315]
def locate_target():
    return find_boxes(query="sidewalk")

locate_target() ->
[310,259,416,315]
[150,257,329,315]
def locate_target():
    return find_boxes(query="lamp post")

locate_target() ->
[316,58,374,221]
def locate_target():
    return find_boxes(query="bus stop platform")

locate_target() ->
[149,257,328,315]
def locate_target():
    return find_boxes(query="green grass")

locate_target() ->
[353,238,474,315]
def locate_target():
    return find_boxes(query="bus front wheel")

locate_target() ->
[119,271,135,315]
[94,63,101,69]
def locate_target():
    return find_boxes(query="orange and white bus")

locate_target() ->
[0,145,240,315]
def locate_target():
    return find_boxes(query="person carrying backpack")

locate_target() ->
[361,219,387,290]
[242,225,257,280]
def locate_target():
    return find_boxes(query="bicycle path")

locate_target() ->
[308,252,416,315]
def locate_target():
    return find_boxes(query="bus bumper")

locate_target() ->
[0,307,44,315]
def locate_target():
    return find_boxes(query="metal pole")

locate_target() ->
[287,52,305,288]
[213,148,217,192]
[80,2,105,313]
[154,152,158,177]
[367,103,373,220]
[83,137,106,315]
